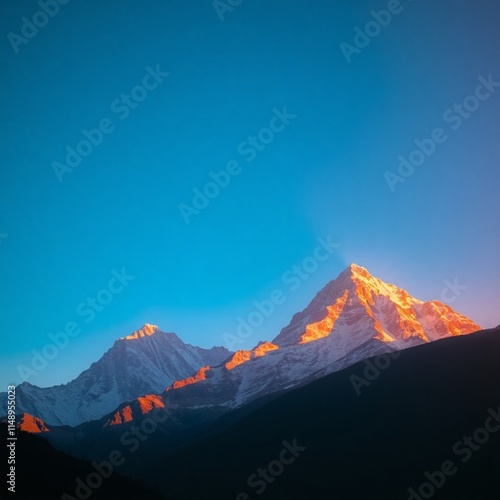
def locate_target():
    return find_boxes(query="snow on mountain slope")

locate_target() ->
[273,264,478,347]
[0,325,231,426]
[105,264,481,426]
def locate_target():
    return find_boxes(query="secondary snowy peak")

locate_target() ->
[272,263,480,348]
[119,323,159,340]
[0,325,231,427]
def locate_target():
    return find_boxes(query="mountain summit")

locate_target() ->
[108,264,480,424]
[119,323,160,340]
[273,263,478,347]
[0,326,231,426]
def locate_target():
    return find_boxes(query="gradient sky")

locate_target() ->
[1,0,499,388]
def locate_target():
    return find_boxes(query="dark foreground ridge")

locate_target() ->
[0,422,165,500]
[141,327,500,499]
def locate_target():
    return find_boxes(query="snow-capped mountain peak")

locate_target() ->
[272,263,478,348]
[0,325,231,426]
[119,323,160,340]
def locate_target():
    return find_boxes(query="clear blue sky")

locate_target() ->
[1,0,499,388]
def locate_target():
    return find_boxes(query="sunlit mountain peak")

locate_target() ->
[120,323,160,340]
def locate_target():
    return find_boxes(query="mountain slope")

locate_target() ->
[68,264,480,456]
[4,264,480,434]
[141,326,500,499]
[137,264,480,416]
[17,413,50,433]
[273,263,477,346]
[0,324,230,426]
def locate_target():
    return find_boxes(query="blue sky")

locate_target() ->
[1,0,499,388]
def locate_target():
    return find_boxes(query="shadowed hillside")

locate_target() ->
[138,327,500,499]
[1,423,166,500]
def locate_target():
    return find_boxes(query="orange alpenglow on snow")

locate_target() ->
[225,342,279,370]
[104,396,165,427]
[299,291,349,344]
[105,405,134,426]
[18,414,49,433]
[168,366,211,390]
[121,323,159,340]
[272,263,481,349]
[421,301,481,337]
[137,394,165,413]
